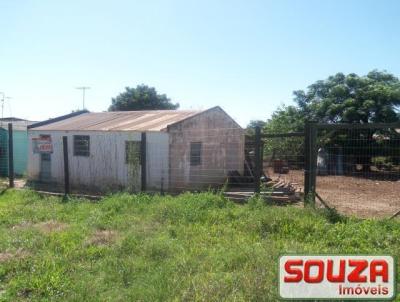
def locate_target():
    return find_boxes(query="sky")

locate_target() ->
[1,0,400,127]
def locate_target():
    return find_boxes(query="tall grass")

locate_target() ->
[0,189,399,301]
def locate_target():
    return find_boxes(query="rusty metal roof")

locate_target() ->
[29,110,203,131]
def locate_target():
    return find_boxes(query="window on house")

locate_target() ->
[125,141,141,164]
[190,142,202,166]
[73,135,90,156]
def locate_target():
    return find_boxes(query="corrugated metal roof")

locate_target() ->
[29,110,203,131]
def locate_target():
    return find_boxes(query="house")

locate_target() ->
[27,107,244,193]
[0,118,37,176]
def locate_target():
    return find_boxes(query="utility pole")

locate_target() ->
[76,86,90,109]
[5,96,12,117]
[0,92,5,127]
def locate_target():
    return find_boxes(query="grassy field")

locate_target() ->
[0,189,399,301]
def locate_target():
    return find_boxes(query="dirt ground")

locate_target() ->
[266,168,400,218]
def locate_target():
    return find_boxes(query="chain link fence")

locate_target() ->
[23,120,400,218]
[26,126,301,203]
[312,123,400,218]
[0,123,29,191]
[27,128,253,196]
[263,133,305,187]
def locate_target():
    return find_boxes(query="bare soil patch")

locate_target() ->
[11,220,68,233]
[86,230,117,246]
[0,249,29,263]
[11,221,33,230]
[266,168,400,218]
[35,220,68,233]
[316,175,400,218]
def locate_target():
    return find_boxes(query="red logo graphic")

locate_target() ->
[279,255,395,300]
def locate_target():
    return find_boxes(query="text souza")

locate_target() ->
[284,258,390,296]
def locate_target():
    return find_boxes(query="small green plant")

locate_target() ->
[371,156,394,171]
[320,206,347,224]
[218,178,229,195]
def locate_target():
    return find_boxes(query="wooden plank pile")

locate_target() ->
[224,177,302,203]
[264,178,302,202]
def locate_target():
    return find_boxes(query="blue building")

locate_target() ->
[0,118,36,177]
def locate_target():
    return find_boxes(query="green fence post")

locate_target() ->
[309,123,317,207]
[141,132,147,192]
[304,121,317,207]
[62,136,70,195]
[8,123,14,188]
[254,126,262,194]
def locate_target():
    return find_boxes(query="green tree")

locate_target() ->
[109,84,179,111]
[245,120,266,135]
[263,71,400,171]
[264,105,305,133]
[294,70,400,123]
[262,106,305,167]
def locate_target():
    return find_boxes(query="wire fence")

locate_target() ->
[27,128,252,195]
[21,121,400,218]
[314,124,400,218]
[25,126,304,204]
[0,126,9,180]
[263,135,305,187]
[0,123,29,191]
[261,122,400,218]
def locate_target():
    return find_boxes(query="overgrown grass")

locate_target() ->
[0,189,399,301]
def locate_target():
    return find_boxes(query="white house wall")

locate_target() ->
[27,130,169,193]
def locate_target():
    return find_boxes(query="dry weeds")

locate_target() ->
[11,220,68,233]
[0,249,29,263]
[86,230,118,246]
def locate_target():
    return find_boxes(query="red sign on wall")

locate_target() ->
[32,137,53,154]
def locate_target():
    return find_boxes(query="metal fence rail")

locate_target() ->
[20,120,400,218]
[25,126,304,204]
[263,132,305,184]
[27,127,260,196]
[305,122,400,218]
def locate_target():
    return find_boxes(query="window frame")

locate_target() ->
[73,135,90,157]
[190,142,202,166]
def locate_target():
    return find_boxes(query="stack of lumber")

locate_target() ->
[224,177,302,203]
[264,178,301,202]
[266,178,299,192]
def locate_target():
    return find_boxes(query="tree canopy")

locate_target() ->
[245,120,266,135]
[294,70,400,124]
[109,85,179,111]
[257,71,400,171]
[260,70,400,134]
[264,105,305,134]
